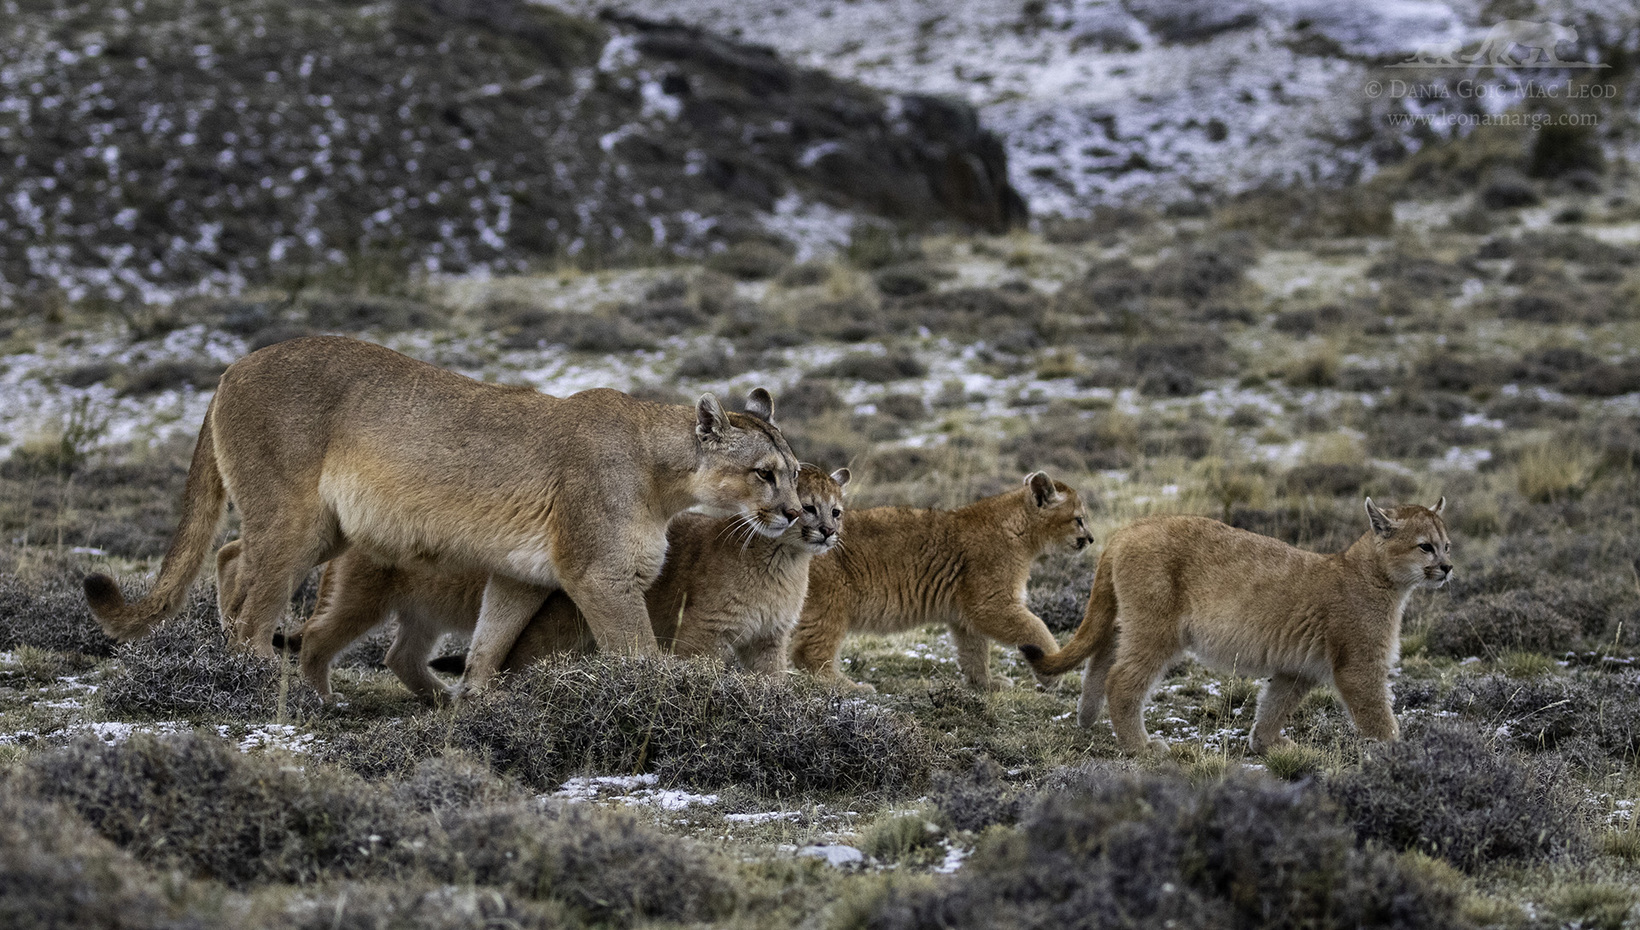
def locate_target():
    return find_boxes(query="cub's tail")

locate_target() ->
[1019,548,1117,676]
[84,404,227,640]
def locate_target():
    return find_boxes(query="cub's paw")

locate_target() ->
[969,675,1015,692]
[1248,734,1294,756]
[842,679,879,694]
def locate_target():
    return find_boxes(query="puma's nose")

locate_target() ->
[783,507,801,522]
[1439,563,1453,575]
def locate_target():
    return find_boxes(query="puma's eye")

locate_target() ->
[832,508,841,519]
[1418,542,1435,554]
[755,468,776,484]
[803,504,817,515]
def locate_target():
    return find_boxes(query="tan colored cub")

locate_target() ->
[232,464,848,700]
[1020,499,1453,755]
[85,336,801,698]
[790,472,1094,692]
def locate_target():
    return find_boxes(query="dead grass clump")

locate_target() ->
[1147,232,1259,302]
[887,285,1043,345]
[1328,723,1586,871]
[1217,186,1394,240]
[1561,362,1640,398]
[814,349,928,383]
[273,884,567,930]
[114,360,227,397]
[622,296,704,336]
[98,589,324,721]
[1423,590,1580,660]
[325,655,931,796]
[1443,672,1640,763]
[704,240,792,280]
[778,377,845,420]
[1365,252,1473,298]
[1479,172,1541,210]
[869,767,1463,930]
[1516,439,1598,503]
[303,294,440,332]
[0,782,204,930]
[0,569,117,657]
[1227,503,1361,554]
[1004,405,1137,473]
[499,308,655,352]
[1280,462,1414,501]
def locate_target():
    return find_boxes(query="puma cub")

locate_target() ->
[790,472,1093,692]
[1020,499,1453,755]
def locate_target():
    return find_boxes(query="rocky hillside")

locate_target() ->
[560,0,1640,215]
[0,0,1024,306]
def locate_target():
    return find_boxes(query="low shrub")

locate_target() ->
[0,783,206,930]
[324,655,931,796]
[1025,548,1096,634]
[929,757,1031,832]
[867,767,1465,930]
[272,884,567,930]
[1327,723,1585,871]
[1443,672,1640,763]
[814,349,928,383]
[24,731,738,926]
[1423,590,1580,660]
[705,240,792,280]
[98,588,324,721]
[0,569,117,657]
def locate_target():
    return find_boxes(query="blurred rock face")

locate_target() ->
[0,0,1024,305]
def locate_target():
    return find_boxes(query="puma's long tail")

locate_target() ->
[1019,547,1116,676]
[84,405,226,640]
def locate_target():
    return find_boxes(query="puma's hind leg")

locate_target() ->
[790,607,873,692]
[1101,617,1180,755]
[1075,630,1120,729]
[297,555,396,700]
[950,624,1008,691]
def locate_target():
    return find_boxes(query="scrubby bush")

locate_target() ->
[815,349,928,383]
[1026,548,1096,634]
[0,570,117,657]
[24,731,737,926]
[1443,672,1640,763]
[324,655,931,796]
[706,240,793,280]
[868,767,1465,930]
[1423,590,1581,660]
[1328,724,1585,871]
[272,885,566,930]
[1005,404,1137,474]
[0,783,208,930]
[929,757,1031,832]
[98,588,324,721]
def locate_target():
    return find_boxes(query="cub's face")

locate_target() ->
[1368,497,1453,589]
[1025,471,1095,552]
[694,391,802,537]
[788,465,848,554]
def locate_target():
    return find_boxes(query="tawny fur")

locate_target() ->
[86,336,802,698]
[230,465,848,700]
[1019,498,1453,755]
[790,472,1094,692]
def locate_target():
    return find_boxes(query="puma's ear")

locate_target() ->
[745,387,774,423]
[1431,496,1446,516]
[1026,471,1061,508]
[830,467,851,488]
[1365,497,1398,537]
[696,393,728,445]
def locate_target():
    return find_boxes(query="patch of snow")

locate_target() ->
[797,843,864,867]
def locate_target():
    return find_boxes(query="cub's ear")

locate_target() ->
[1026,471,1062,508]
[830,467,851,488]
[1365,497,1398,537]
[696,393,729,445]
[745,387,775,423]
[1431,496,1446,515]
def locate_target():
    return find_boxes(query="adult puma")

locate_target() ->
[1020,499,1453,755]
[85,336,802,696]
[228,464,848,699]
[790,472,1094,692]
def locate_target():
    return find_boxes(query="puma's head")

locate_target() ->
[1365,496,1453,589]
[788,465,848,554]
[693,388,802,537]
[1024,471,1095,552]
